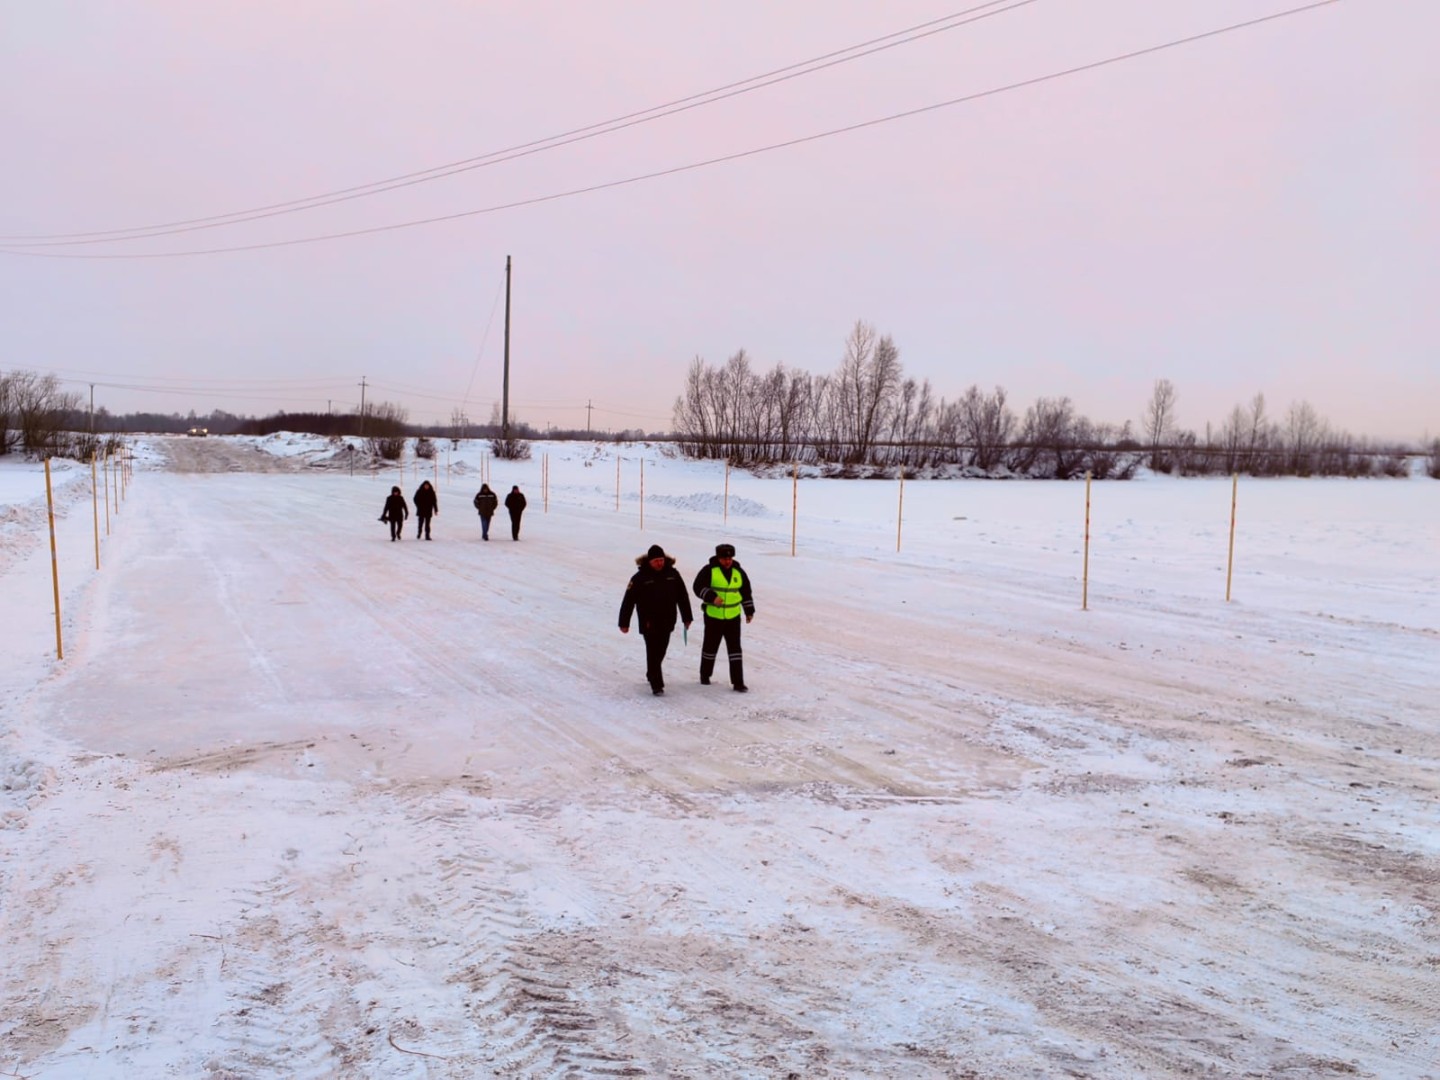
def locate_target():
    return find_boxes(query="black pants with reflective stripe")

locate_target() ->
[699,616,744,687]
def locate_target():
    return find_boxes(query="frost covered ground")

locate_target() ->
[1,434,1437,1078]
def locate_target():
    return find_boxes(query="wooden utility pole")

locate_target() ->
[501,255,512,442]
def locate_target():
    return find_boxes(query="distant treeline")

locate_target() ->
[4,362,1435,478]
[671,323,1439,479]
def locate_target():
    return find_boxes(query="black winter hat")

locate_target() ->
[646,544,666,561]
[715,543,736,558]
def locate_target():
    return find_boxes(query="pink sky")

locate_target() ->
[2,1,1436,440]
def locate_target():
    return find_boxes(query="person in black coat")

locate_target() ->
[619,544,694,695]
[380,486,408,542]
[413,480,439,540]
[692,542,756,691]
[472,483,499,540]
[503,485,527,540]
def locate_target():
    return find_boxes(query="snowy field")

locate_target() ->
[1,434,1437,1079]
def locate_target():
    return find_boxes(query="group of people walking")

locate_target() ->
[380,484,759,695]
[618,541,756,696]
[379,482,526,542]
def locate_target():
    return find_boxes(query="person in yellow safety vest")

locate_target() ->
[691,542,756,692]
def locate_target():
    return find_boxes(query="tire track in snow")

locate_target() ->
[205,880,351,1079]
[383,787,654,1078]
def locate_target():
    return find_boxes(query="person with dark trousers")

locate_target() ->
[692,542,756,692]
[619,544,694,696]
[503,485,527,540]
[380,486,408,542]
[413,480,439,540]
[472,483,499,540]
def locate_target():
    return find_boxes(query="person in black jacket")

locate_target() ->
[413,480,439,540]
[380,486,408,542]
[619,544,694,696]
[692,542,756,691]
[503,485,527,541]
[472,483,499,540]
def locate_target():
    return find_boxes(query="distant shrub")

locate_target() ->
[365,436,406,461]
[1428,440,1440,480]
[489,436,531,461]
[414,436,436,460]
[1377,454,1409,478]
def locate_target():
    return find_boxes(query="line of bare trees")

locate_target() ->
[0,369,120,460]
[673,325,1429,479]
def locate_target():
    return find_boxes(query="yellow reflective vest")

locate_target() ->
[704,565,745,620]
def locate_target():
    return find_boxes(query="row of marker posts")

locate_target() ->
[45,446,131,660]
[1080,470,1240,609]
[615,457,1243,609]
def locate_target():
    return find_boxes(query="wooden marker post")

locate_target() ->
[790,462,799,557]
[1226,473,1238,602]
[724,459,730,525]
[91,453,101,569]
[1082,470,1092,611]
[639,458,645,530]
[45,460,63,660]
[103,452,111,534]
[896,466,905,553]
[615,457,621,512]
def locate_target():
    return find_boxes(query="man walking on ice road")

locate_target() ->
[618,544,693,696]
[693,542,755,692]
[504,485,527,540]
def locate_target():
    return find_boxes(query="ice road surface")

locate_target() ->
[0,434,1436,1078]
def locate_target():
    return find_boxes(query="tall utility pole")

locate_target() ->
[586,399,593,437]
[359,377,368,438]
[89,384,95,434]
[501,255,512,443]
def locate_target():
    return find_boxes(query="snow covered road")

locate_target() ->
[1,437,1436,1077]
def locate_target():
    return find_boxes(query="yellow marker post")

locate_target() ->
[1082,470,1092,611]
[615,457,621,512]
[103,452,111,533]
[896,466,905,553]
[45,460,63,660]
[91,453,101,570]
[639,458,645,530]
[790,461,799,557]
[723,459,730,526]
[1226,473,1238,602]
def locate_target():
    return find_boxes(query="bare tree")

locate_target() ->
[1017,396,1083,478]
[1246,393,1275,475]
[958,385,1014,472]
[449,406,470,448]
[7,370,82,455]
[833,321,876,463]
[888,376,935,470]
[672,356,717,459]
[1283,400,1325,476]
[1143,378,1177,472]
[0,371,16,455]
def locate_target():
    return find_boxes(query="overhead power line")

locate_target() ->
[0,0,1034,246]
[0,0,1342,262]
